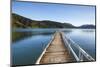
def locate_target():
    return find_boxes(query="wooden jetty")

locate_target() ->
[35,31,95,64]
[36,31,74,64]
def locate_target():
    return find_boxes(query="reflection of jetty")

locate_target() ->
[36,31,95,64]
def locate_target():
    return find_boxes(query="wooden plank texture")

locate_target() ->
[39,32,73,64]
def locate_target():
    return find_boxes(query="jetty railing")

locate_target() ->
[61,32,95,62]
[35,32,57,64]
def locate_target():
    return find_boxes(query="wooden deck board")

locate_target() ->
[39,32,73,64]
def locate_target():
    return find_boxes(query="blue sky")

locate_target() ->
[12,1,96,26]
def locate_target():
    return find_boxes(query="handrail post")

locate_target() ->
[79,50,83,61]
[62,32,95,62]
[61,32,80,61]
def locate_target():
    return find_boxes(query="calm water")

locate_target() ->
[12,29,95,65]
[64,29,96,59]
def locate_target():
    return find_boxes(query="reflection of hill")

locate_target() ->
[12,32,33,42]
[62,29,72,34]
[12,30,55,42]
[81,29,95,32]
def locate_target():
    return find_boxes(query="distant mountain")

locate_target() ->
[79,24,96,29]
[37,20,75,28]
[12,13,95,29]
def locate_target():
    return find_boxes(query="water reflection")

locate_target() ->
[64,29,95,59]
[81,29,95,33]
[12,32,33,42]
[62,29,72,34]
[12,29,95,65]
[12,29,55,42]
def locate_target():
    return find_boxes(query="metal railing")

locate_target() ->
[61,32,95,62]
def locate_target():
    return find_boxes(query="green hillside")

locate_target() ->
[12,13,75,28]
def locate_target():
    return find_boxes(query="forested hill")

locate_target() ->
[12,13,95,29]
[12,13,75,28]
